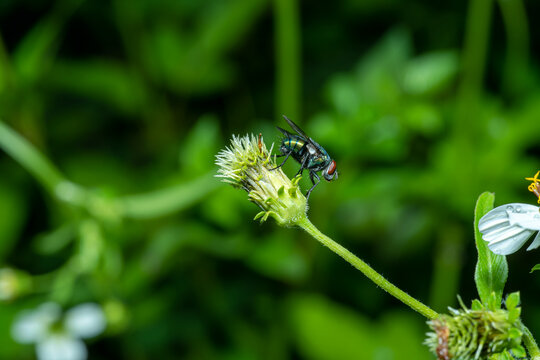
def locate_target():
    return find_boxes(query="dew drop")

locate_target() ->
[516,205,522,212]
[507,206,514,211]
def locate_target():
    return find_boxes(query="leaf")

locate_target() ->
[530,264,540,273]
[0,181,26,261]
[178,115,220,176]
[246,234,309,283]
[402,51,459,96]
[474,192,508,309]
[48,60,146,114]
[471,299,484,310]
[13,0,82,84]
[33,223,76,255]
[505,292,520,311]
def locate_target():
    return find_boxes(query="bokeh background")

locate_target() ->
[1,0,540,359]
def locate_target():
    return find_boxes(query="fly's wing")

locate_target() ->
[283,115,310,141]
[282,115,327,157]
[276,126,296,139]
[478,203,540,255]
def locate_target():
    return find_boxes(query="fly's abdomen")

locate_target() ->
[282,137,305,154]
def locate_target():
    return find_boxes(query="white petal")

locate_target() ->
[526,232,540,251]
[64,303,106,339]
[36,334,87,360]
[488,230,533,255]
[478,203,540,255]
[11,303,61,344]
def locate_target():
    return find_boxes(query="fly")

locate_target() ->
[272,115,338,199]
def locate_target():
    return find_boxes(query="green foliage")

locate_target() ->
[288,294,430,360]
[0,0,539,358]
[474,192,509,310]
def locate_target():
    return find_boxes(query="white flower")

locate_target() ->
[11,302,106,360]
[478,171,540,255]
[479,203,540,255]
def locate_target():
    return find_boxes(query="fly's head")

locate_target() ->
[323,160,338,182]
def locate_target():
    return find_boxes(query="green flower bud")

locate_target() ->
[0,268,32,301]
[215,134,307,226]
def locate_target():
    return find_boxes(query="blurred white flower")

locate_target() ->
[11,302,106,360]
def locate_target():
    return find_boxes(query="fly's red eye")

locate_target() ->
[327,160,336,175]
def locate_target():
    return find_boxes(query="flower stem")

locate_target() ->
[521,322,540,359]
[298,217,439,320]
[274,0,301,120]
[0,121,65,191]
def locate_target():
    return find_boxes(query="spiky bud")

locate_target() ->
[425,296,524,360]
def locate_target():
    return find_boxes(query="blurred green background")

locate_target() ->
[1,0,540,359]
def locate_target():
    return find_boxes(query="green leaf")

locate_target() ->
[530,264,540,273]
[178,115,220,176]
[505,292,520,311]
[471,299,484,310]
[246,235,309,283]
[33,223,76,255]
[402,51,459,96]
[13,0,82,84]
[490,350,516,360]
[48,60,146,114]
[474,192,508,309]
[0,181,26,261]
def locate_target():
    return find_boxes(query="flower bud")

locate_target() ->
[425,299,524,360]
[215,134,307,227]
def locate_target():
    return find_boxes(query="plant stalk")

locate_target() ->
[521,322,540,359]
[298,217,439,320]
[274,0,301,121]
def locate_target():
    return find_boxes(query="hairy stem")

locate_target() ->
[298,217,439,319]
[521,323,540,359]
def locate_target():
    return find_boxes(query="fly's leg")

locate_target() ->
[306,171,320,200]
[294,155,309,177]
[270,151,292,170]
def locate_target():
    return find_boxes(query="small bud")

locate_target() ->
[216,134,307,226]
[425,301,524,360]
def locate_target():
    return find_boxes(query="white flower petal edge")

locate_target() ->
[11,303,61,344]
[36,334,87,360]
[64,303,106,339]
[478,203,540,255]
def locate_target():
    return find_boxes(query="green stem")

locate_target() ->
[0,121,217,219]
[115,173,219,220]
[497,0,529,96]
[0,120,65,191]
[454,0,493,138]
[274,0,301,121]
[521,322,540,359]
[298,217,439,320]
